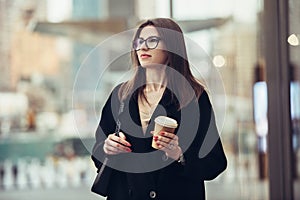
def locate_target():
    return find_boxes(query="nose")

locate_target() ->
[140,41,148,50]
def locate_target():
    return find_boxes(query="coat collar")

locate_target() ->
[117,86,179,136]
[124,87,179,137]
[130,86,179,108]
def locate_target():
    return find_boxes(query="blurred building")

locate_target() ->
[0,0,47,89]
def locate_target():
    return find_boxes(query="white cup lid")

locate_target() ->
[154,116,178,128]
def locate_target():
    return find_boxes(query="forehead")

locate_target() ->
[139,26,159,38]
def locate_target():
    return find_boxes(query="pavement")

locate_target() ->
[1,180,299,200]
[1,152,299,200]
[0,181,268,200]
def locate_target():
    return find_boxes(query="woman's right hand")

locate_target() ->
[103,132,132,155]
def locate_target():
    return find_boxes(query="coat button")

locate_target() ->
[149,190,156,198]
[128,189,132,196]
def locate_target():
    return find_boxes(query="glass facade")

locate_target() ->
[289,0,300,199]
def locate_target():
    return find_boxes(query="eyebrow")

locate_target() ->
[137,36,160,40]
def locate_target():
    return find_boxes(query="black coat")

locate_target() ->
[91,85,227,200]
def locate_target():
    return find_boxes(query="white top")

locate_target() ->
[138,88,165,134]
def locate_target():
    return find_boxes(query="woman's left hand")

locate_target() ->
[151,131,182,160]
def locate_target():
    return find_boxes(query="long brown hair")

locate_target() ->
[118,18,204,109]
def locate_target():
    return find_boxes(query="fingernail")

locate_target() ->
[160,132,165,135]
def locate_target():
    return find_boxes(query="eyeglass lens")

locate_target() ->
[133,36,160,50]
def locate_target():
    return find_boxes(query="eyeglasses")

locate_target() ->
[132,36,161,51]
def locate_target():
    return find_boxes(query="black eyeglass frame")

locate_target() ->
[132,36,162,51]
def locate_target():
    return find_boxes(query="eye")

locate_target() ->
[148,37,159,43]
[133,38,144,50]
[137,38,144,45]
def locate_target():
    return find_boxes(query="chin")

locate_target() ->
[140,63,166,69]
[140,63,156,68]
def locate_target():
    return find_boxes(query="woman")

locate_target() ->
[91,18,227,200]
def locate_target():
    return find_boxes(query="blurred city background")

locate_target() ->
[0,0,299,199]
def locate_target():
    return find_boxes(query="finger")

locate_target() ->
[156,135,172,144]
[155,139,178,149]
[110,134,131,147]
[105,145,130,155]
[156,143,169,152]
[107,134,132,152]
[159,131,176,139]
[104,144,121,154]
[173,135,179,141]
[107,139,131,152]
[105,135,130,154]
[154,140,168,149]
[119,132,127,140]
[103,142,121,155]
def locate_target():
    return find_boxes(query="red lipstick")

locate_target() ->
[140,54,151,58]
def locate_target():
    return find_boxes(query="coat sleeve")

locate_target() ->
[180,91,227,181]
[91,86,121,170]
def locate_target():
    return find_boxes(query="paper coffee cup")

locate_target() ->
[152,116,178,149]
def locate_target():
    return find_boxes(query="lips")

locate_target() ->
[140,54,151,59]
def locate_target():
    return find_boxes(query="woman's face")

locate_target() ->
[135,26,168,68]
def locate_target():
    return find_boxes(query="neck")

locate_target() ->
[145,66,167,92]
